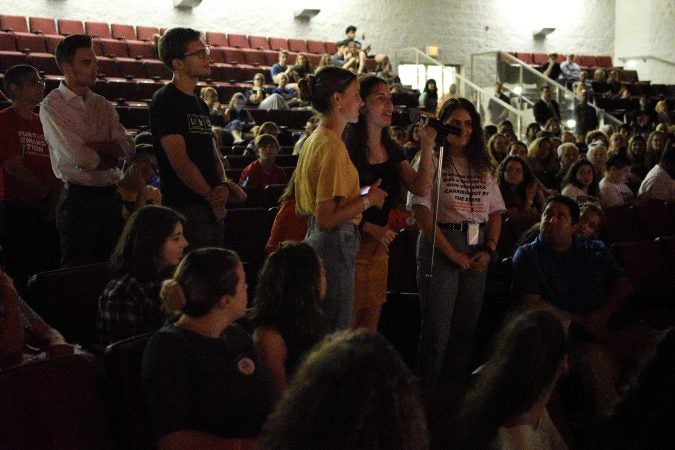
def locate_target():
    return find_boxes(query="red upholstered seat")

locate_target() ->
[288,38,307,53]
[0,14,28,33]
[136,25,160,42]
[306,40,326,54]
[228,33,248,49]
[206,31,227,47]
[268,37,288,51]
[85,21,111,39]
[14,33,47,53]
[127,41,154,59]
[111,23,136,40]
[248,35,270,50]
[100,38,129,58]
[29,17,57,35]
[58,19,85,36]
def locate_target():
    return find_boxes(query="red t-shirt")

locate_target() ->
[239,160,288,188]
[0,107,59,202]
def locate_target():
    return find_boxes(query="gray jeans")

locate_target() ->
[416,228,488,389]
[305,217,360,331]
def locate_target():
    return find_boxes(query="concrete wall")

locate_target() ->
[615,0,675,84]
[4,0,618,70]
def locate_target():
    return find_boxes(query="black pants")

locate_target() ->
[0,201,60,293]
[56,183,123,268]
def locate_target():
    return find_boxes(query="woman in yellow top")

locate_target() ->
[295,67,386,331]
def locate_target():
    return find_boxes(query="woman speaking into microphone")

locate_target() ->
[408,97,505,389]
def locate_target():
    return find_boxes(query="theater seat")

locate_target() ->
[111,23,136,41]
[127,41,154,59]
[634,199,674,239]
[27,53,62,78]
[227,33,248,49]
[0,354,114,450]
[104,333,154,450]
[85,21,112,39]
[268,37,288,51]
[306,40,326,54]
[58,18,85,36]
[26,262,113,350]
[288,38,307,53]
[0,51,27,72]
[222,207,274,276]
[29,17,57,35]
[0,14,28,33]
[100,38,129,58]
[45,35,64,53]
[263,184,286,208]
[136,25,159,42]
[0,32,16,51]
[602,204,643,243]
[14,33,48,54]
[206,31,227,48]
[225,154,255,169]
[248,35,270,51]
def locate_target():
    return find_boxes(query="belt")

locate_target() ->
[437,222,486,232]
[65,182,117,192]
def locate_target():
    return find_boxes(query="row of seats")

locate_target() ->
[0,13,337,55]
[602,200,675,244]
[508,51,614,71]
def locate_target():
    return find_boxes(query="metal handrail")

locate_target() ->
[617,55,675,68]
[494,51,622,127]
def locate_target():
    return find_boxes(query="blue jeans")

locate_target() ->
[305,217,360,331]
[416,228,488,388]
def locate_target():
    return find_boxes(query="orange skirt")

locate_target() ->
[353,233,389,310]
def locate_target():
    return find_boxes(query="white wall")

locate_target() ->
[615,0,675,84]
[4,0,618,71]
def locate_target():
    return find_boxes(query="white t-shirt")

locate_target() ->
[561,184,592,203]
[599,178,634,208]
[638,164,674,201]
[407,155,505,223]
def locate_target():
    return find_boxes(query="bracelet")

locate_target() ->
[362,196,370,210]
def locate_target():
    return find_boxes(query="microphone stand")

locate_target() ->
[425,141,445,289]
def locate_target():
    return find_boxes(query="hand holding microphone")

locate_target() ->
[409,110,462,137]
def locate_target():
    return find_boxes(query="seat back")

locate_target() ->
[136,25,159,42]
[634,199,674,239]
[268,37,288,51]
[222,207,273,273]
[0,354,114,450]
[306,40,326,54]
[205,31,227,47]
[85,21,111,39]
[29,17,57,35]
[26,262,113,350]
[288,38,307,53]
[227,33,248,49]
[0,14,28,32]
[104,333,154,450]
[58,18,85,36]
[100,38,129,58]
[611,240,673,305]
[14,33,47,53]
[127,41,154,59]
[0,32,16,51]
[248,35,270,50]
[602,204,643,243]
[111,23,136,41]
[27,53,60,76]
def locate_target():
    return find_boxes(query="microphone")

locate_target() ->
[409,110,462,136]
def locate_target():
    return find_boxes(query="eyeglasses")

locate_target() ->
[182,46,210,59]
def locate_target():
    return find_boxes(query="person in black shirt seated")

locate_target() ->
[142,248,277,450]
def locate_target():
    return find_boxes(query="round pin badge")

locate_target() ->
[237,357,256,375]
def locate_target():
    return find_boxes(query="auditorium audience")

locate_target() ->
[638,140,674,201]
[508,140,529,159]
[344,75,434,330]
[599,153,634,208]
[294,67,386,331]
[224,92,256,143]
[270,73,299,108]
[0,64,62,290]
[239,134,288,188]
[243,121,279,158]
[561,159,600,203]
[497,156,545,218]
[142,248,277,450]
[645,130,667,169]
[246,73,268,107]
[454,309,569,450]
[291,52,313,81]
[654,100,671,127]
[574,90,598,142]
[96,206,187,351]
[118,144,162,220]
[487,133,509,164]
[560,54,581,88]
[608,131,628,156]
[0,270,72,368]
[587,140,609,178]
[151,28,246,251]
[544,117,561,137]
[527,137,559,189]
[540,53,562,81]
[410,97,505,388]
[250,242,329,391]
[292,115,320,155]
[525,122,541,145]
[512,195,633,416]
[419,78,439,114]
[41,34,134,268]
[261,330,429,449]
[270,50,296,85]
[264,172,308,255]
[555,142,579,186]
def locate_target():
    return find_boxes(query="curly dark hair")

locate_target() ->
[261,330,429,449]
[437,97,493,176]
[249,242,327,351]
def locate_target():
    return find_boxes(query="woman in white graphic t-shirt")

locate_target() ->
[408,97,506,389]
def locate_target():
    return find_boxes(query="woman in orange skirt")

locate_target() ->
[344,75,435,330]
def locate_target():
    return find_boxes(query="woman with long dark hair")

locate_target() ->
[250,242,328,391]
[96,205,187,350]
[410,97,505,388]
[142,248,277,449]
[294,67,387,331]
[497,156,544,217]
[344,75,434,330]
[455,309,568,449]
[561,159,600,203]
[419,78,439,114]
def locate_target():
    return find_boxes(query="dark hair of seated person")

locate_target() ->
[261,330,429,449]
[453,309,567,449]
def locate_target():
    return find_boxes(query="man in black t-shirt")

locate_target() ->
[150,28,246,250]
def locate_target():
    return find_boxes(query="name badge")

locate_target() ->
[467,223,480,246]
